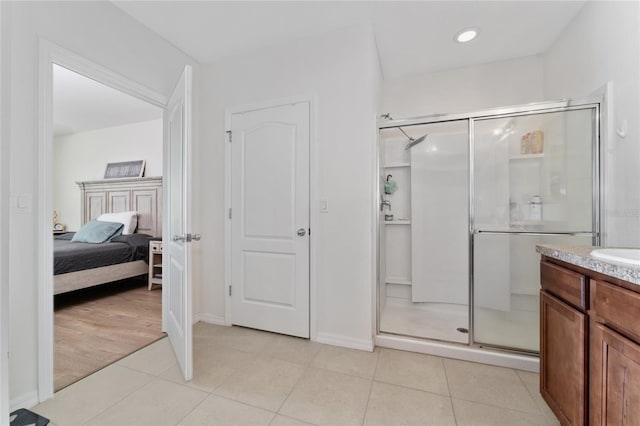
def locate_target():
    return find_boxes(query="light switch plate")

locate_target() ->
[320,199,329,213]
[13,193,33,213]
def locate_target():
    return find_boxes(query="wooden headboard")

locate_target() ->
[76,176,163,237]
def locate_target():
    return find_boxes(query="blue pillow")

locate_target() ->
[71,220,124,244]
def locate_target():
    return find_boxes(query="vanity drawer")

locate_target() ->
[541,260,588,310]
[591,279,640,342]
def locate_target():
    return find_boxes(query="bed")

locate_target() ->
[54,176,162,295]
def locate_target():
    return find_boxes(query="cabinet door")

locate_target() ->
[590,322,640,426]
[540,291,588,426]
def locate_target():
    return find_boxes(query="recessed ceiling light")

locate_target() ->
[455,28,479,43]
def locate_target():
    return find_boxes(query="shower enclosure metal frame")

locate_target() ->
[376,97,602,355]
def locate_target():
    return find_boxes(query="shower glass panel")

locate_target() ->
[474,233,594,351]
[472,108,596,352]
[379,120,469,344]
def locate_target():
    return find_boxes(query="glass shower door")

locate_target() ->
[472,107,597,352]
[379,120,470,344]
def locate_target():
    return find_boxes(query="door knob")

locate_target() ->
[297,228,306,237]
[172,233,201,242]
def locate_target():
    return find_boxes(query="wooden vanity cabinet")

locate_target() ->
[540,256,640,426]
[540,261,589,426]
[590,279,640,426]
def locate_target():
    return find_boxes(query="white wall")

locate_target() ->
[0,3,10,423]
[543,0,640,247]
[1,0,199,408]
[382,55,545,118]
[54,119,163,231]
[198,24,379,349]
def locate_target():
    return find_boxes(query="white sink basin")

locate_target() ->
[591,249,640,266]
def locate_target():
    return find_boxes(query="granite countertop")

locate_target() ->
[536,244,640,285]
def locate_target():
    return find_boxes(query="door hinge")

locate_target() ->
[228,208,232,219]
[226,130,232,143]
[228,285,232,296]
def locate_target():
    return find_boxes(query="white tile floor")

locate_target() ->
[33,322,559,426]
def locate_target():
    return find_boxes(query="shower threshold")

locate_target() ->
[375,332,539,372]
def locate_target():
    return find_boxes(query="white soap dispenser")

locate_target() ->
[529,195,542,222]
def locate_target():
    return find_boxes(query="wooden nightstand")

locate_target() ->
[149,240,163,290]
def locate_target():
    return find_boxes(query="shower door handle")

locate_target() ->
[297,228,306,237]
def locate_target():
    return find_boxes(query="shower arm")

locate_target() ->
[380,113,428,151]
[397,127,412,141]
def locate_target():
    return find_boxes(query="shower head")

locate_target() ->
[405,133,428,150]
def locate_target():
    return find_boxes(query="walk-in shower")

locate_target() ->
[376,99,600,365]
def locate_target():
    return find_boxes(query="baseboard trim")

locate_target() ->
[194,313,226,326]
[314,332,374,352]
[10,390,39,412]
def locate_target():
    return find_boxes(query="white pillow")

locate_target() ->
[97,211,138,235]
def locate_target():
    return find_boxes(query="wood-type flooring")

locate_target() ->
[54,278,163,391]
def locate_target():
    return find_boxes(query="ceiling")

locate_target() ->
[113,1,585,79]
[53,65,163,137]
[54,2,585,135]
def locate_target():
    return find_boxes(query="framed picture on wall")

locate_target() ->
[104,160,146,179]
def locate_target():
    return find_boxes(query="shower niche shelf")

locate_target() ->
[384,162,410,168]
[385,277,412,286]
[385,220,411,225]
[509,153,545,161]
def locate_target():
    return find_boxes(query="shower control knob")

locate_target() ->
[297,228,306,237]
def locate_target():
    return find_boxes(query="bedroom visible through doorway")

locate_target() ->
[52,64,165,391]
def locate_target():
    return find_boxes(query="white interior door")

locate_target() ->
[164,65,193,380]
[230,102,310,338]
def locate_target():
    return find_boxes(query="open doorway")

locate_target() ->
[38,41,194,402]
[51,64,165,391]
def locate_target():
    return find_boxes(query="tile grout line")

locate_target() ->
[118,375,209,425]
[360,347,382,425]
[451,395,551,418]
[442,358,546,416]
[515,371,558,425]
[172,391,280,426]
[273,346,319,419]
[441,360,459,426]
[79,370,155,426]
[171,388,214,426]
[371,377,452,399]
[509,369,548,416]
[306,345,382,382]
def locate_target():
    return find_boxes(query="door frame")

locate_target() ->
[224,96,317,340]
[37,40,167,402]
